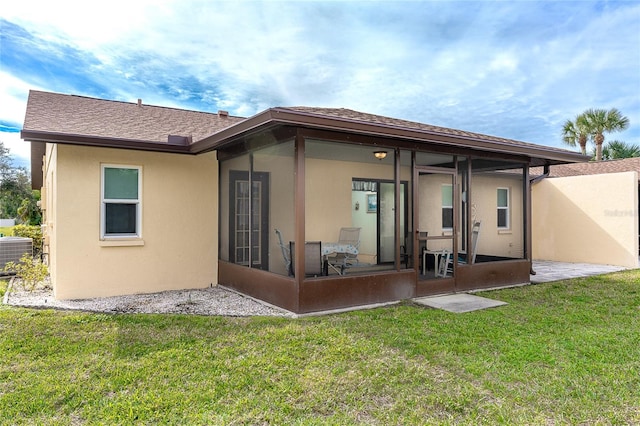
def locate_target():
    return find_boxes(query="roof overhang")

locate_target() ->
[192,108,589,167]
[21,130,193,189]
[20,129,192,154]
[23,105,588,186]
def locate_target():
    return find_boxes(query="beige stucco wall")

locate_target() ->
[532,171,639,268]
[42,143,58,286]
[48,144,218,299]
[471,174,524,258]
[305,158,410,264]
[306,158,394,242]
[417,173,524,257]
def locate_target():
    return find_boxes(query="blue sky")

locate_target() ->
[1,0,639,170]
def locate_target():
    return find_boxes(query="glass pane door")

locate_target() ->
[229,171,269,269]
[378,182,407,264]
[378,182,395,263]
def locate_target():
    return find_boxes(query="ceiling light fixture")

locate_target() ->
[373,150,387,160]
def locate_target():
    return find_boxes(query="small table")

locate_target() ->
[423,250,445,276]
[322,242,359,275]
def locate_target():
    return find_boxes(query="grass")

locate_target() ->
[1,270,639,425]
[0,279,7,299]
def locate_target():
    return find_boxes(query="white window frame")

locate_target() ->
[497,187,510,229]
[101,164,142,239]
[442,184,453,231]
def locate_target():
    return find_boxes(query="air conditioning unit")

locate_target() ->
[0,237,33,271]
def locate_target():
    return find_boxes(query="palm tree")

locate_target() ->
[582,108,630,161]
[599,140,640,160]
[561,114,590,155]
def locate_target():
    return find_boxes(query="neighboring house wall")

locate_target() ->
[48,144,219,299]
[532,171,639,268]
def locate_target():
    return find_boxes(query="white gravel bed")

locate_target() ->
[3,278,294,317]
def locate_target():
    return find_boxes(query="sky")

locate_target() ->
[1,0,639,170]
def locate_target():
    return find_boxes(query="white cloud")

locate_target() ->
[0,0,638,152]
[0,72,40,166]
[1,0,165,47]
[0,132,30,167]
[0,71,36,125]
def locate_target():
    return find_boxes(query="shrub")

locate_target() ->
[3,254,48,291]
[11,224,43,258]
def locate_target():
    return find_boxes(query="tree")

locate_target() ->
[561,114,590,155]
[0,170,31,218]
[0,141,41,224]
[597,140,640,160]
[582,108,630,161]
[0,141,15,179]
[17,190,42,225]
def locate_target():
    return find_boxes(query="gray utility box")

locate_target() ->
[0,237,33,270]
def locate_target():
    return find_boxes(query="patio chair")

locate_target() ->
[289,241,325,277]
[459,221,481,264]
[275,229,292,276]
[327,227,361,275]
[435,249,452,278]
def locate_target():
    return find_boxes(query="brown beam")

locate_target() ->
[293,130,305,311]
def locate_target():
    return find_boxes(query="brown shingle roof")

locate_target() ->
[22,91,587,168]
[531,157,640,180]
[281,106,579,157]
[22,90,244,144]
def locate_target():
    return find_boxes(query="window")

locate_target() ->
[101,165,141,238]
[497,187,509,229]
[442,184,453,230]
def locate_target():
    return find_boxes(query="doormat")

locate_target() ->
[413,294,507,313]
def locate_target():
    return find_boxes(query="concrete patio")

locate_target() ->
[530,260,628,283]
[413,260,631,313]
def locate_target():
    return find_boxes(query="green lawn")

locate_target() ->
[1,270,639,425]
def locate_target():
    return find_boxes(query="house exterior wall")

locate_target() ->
[417,173,524,257]
[305,157,394,243]
[48,144,218,299]
[532,171,639,268]
[305,157,412,264]
[42,143,57,284]
[471,174,524,258]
